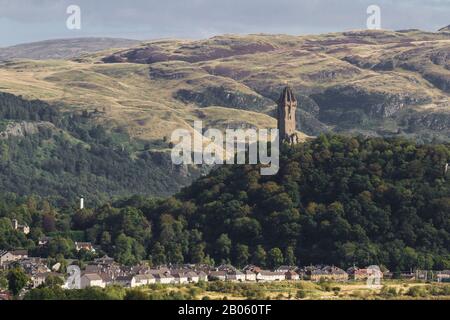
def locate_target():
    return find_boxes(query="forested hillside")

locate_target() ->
[0,92,199,205]
[2,135,449,272]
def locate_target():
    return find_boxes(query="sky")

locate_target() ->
[0,0,449,46]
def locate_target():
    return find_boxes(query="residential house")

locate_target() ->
[257,271,286,282]
[16,257,49,275]
[115,275,133,287]
[347,267,369,281]
[131,274,155,288]
[75,242,95,253]
[197,271,208,282]
[85,264,100,274]
[32,273,49,288]
[186,271,200,283]
[0,250,28,267]
[99,273,114,286]
[276,266,298,273]
[285,270,300,281]
[172,273,189,284]
[80,273,106,289]
[209,271,227,282]
[38,236,52,246]
[31,272,63,288]
[310,266,348,282]
[437,271,450,283]
[217,264,237,273]
[153,272,175,284]
[0,290,11,300]
[227,270,246,282]
[400,272,415,281]
[94,255,115,266]
[244,270,257,282]
[12,219,30,235]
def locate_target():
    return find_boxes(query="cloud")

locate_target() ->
[1,0,449,46]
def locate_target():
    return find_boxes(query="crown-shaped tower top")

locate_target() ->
[278,86,297,104]
[277,86,299,144]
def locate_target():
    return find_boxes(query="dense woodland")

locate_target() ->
[1,134,449,272]
[0,93,195,206]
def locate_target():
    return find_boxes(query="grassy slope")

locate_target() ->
[0,30,448,146]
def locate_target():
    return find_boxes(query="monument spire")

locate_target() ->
[277,85,299,144]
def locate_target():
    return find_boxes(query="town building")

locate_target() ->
[0,250,28,268]
[80,273,106,289]
[257,271,286,282]
[244,270,257,282]
[131,274,155,288]
[285,270,300,281]
[227,270,246,282]
[437,270,450,283]
[75,242,95,253]
[309,266,349,282]
[12,219,30,235]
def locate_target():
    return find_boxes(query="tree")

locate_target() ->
[267,248,284,269]
[7,268,29,296]
[215,234,232,264]
[252,245,267,267]
[151,242,166,265]
[234,244,250,267]
[285,246,296,266]
[43,275,64,288]
[115,233,134,265]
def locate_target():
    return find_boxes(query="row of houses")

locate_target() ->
[2,250,450,293]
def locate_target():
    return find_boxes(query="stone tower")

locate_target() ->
[277,86,299,144]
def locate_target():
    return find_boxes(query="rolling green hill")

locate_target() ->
[0,92,201,205]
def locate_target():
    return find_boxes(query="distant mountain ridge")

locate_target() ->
[0,38,141,61]
[438,25,450,32]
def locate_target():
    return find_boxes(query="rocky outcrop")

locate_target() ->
[311,86,431,125]
[400,111,450,132]
[175,86,273,111]
[0,121,55,139]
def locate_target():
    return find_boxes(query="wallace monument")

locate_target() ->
[277,86,300,144]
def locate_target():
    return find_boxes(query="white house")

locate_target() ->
[131,274,155,288]
[75,242,95,253]
[12,219,30,235]
[244,270,257,282]
[285,270,300,281]
[257,271,286,282]
[172,273,189,284]
[437,271,450,283]
[197,271,208,282]
[209,271,227,281]
[154,273,174,284]
[32,273,48,288]
[227,270,246,282]
[186,272,200,283]
[80,273,106,289]
[0,250,28,267]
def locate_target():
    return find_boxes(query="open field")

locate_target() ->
[118,280,450,300]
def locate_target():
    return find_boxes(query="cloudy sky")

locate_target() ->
[0,0,449,46]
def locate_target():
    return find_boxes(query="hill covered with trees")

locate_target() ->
[0,92,200,206]
[2,135,449,272]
